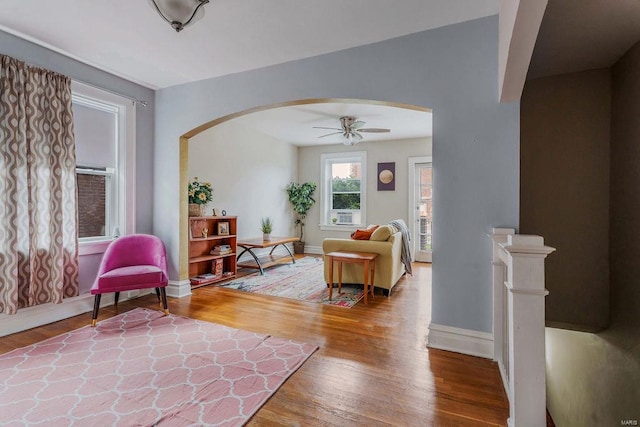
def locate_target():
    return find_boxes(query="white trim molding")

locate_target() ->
[0,290,154,337]
[166,279,192,298]
[304,245,323,255]
[427,323,494,359]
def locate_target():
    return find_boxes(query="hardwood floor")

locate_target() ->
[0,260,509,426]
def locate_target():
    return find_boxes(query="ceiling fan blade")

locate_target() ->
[313,126,342,131]
[318,131,343,138]
[351,120,366,129]
[358,128,391,133]
[353,131,363,141]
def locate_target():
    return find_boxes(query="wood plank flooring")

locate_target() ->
[0,259,510,426]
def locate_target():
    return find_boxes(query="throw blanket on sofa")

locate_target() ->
[389,219,413,275]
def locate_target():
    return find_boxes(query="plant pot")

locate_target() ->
[293,241,305,254]
[263,233,271,241]
[189,203,205,217]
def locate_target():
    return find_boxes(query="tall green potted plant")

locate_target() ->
[285,182,317,253]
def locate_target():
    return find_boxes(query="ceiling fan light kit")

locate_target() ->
[313,116,390,146]
[149,0,210,32]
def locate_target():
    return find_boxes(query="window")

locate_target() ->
[71,82,135,250]
[320,152,367,228]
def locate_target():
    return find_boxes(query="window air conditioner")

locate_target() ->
[336,212,353,225]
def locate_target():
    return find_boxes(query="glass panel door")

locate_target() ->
[414,163,432,262]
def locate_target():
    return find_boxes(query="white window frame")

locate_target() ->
[72,82,136,255]
[320,151,367,231]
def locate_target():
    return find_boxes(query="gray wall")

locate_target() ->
[521,69,611,331]
[154,15,519,334]
[0,30,156,292]
[522,43,640,425]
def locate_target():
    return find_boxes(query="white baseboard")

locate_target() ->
[497,360,510,403]
[166,280,192,298]
[0,289,153,337]
[427,322,494,359]
[304,245,323,255]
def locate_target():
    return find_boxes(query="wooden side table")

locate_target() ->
[325,251,378,304]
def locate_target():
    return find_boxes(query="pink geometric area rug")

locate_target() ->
[220,256,364,308]
[0,308,318,426]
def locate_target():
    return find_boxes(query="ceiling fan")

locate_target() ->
[313,116,390,145]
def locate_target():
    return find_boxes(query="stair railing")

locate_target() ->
[489,228,555,427]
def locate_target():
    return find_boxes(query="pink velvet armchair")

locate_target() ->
[91,234,169,326]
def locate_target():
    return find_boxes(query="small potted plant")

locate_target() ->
[285,182,317,253]
[261,217,273,241]
[188,177,213,217]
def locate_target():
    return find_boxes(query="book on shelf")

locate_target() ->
[210,245,232,255]
[190,272,222,285]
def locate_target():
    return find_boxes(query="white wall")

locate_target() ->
[189,120,297,239]
[298,137,431,245]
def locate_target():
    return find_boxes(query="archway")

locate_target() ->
[177,98,432,287]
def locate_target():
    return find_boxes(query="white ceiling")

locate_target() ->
[0,0,497,89]
[0,0,471,145]
[2,1,638,145]
[230,102,433,146]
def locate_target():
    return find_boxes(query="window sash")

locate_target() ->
[320,151,367,228]
[71,81,135,246]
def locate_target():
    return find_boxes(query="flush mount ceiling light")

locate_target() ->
[149,0,210,32]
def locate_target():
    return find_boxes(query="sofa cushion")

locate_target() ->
[370,225,394,241]
[351,225,379,240]
[91,265,165,294]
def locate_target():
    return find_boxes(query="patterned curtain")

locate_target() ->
[0,55,79,315]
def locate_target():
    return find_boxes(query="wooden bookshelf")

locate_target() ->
[188,216,237,287]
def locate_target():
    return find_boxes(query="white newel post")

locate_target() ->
[501,235,555,427]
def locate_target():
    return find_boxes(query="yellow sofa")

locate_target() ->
[322,225,405,295]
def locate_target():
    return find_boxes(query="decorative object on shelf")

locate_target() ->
[261,217,273,241]
[217,221,230,236]
[188,177,213,217]
[190,219,207,239]
[201,227,208,238]
[189,204,205,217]
[285,182,317,254]
[221,210,227,216]
[377,162,396,191]
[212,208,220,216]
[149,0,210,33]
[211,258,224,277]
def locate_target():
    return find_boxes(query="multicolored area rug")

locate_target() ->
[220,256,364,308]
[0,308,317,426]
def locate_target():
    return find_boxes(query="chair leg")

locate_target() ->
[114,291,120,306]
[155,287,161,304]
[160,287,169,315]
[91,294,101,327]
